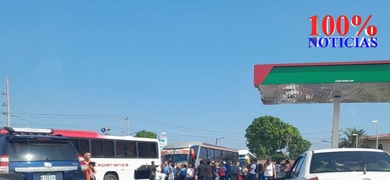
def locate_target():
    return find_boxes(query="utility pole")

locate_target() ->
[5,76,11,127]
[125,116,129,136]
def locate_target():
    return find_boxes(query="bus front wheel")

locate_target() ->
[104,174,118,180]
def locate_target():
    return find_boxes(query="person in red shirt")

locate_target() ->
[84,152,96,180]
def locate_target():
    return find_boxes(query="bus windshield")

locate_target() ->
[164,154,189,163]
[162,148,191,163]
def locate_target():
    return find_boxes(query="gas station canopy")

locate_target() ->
[254,60,390,105]
[253,60,390,149]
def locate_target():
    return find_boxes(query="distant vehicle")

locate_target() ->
[53,129,161,180]
[280,148,390,180]
[162,142,238,167]
[0,127,86,180]
[238,150,257,166]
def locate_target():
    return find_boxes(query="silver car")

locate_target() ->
[281,148,390,180]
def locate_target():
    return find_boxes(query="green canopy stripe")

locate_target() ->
[262,64,390,85]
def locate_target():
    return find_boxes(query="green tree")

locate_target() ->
[135,130,157,139]
[338,127,368,148]
[271,153,287,162]
[245,115,311,159]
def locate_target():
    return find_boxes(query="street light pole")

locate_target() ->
[372,120,379,149]
[352,134,358,148]
[215,137,224,145]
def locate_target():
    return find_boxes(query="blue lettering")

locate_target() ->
[319,38,329,48]
[345,37,354,48]
[355,37,360,47]
[308,37,318,47]
[370,37,378,48]
[360,37,370,48]
[330,37,338,48]
[339,37,344,48]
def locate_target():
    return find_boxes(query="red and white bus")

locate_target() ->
[53,129,161,180]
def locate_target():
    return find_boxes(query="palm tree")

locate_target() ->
[338,127,368,148]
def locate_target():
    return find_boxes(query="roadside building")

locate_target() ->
[363,133,390,152]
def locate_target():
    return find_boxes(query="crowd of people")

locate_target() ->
[148,159,292,180]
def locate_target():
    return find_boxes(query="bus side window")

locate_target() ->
[116,141,126,157]
[138,142,158,158]
[79,139,90,154]
[102,141,115,158]
[226,151,232,160]
[91,140,104,157]
[70,139,79,151]
[208,149,214,160]
[71,138,90,155]
[199,147,207,160]
[115,141,137,158]
[126,141,137,158]
[215,150,221,161]
[221,151,225,160]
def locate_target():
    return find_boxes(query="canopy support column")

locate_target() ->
[331,97,341,148]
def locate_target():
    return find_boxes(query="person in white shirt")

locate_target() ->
[262,159,276,180]
[186,164,195,180]
[249,160,257,180]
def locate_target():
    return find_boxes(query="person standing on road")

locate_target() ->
[249,160,257,180]
[218,162,227,180]
[180,164,187,180]
[206,161,213,180]
[168,163,175,180]
[83,152,96,180]
[186,164,195,180]
[224,160,231,180]
[257,162,263,180]
[146,161,158,180]
[281,160,291,173]
[274,161,281,180]
[262,159,276,180]
[211,161,217,180]
[163,161,170,180]
[230,161,238,180]
[197,160,207,180]
[241,165,248,180]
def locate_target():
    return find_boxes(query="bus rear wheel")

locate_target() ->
[104,174,118,180]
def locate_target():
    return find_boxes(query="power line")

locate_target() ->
[10,111,333,140]
[11,115,48,127]
[301,131,332,135]
[130,115,245,136]
[11,112,124,118]
[11,79,65,114]
[11,96,56,126]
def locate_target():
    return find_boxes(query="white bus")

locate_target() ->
[53,129,161,180]
[238,150,257,166]
[162,142,238,167]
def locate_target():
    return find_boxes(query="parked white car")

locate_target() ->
[280,148,390,180]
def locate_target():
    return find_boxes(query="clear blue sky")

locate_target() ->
[0,1,389,150]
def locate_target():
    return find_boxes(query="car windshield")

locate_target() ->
[310,151,390,173]
[164,154,188,163]
[9,138,78,161]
